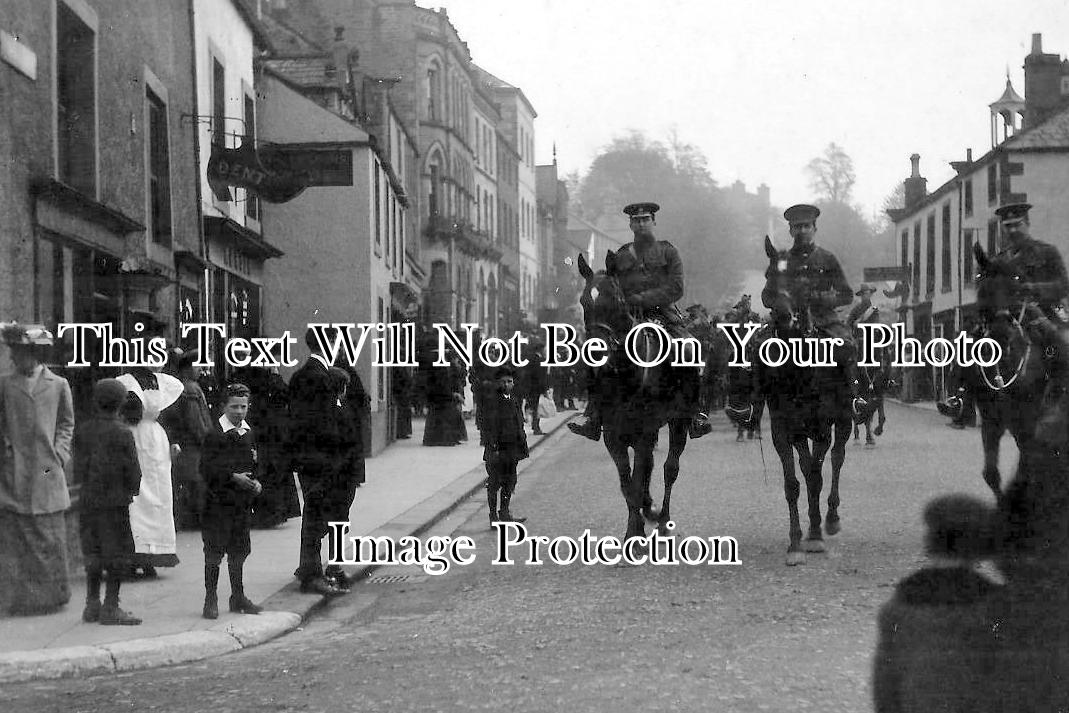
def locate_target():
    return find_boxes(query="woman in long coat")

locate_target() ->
[0,323,75,615]
[117,369,183,577]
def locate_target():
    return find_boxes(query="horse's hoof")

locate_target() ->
[874,425,883,436]
[804,538,826,553]
[786,550,806,566]
[826,518,841,536]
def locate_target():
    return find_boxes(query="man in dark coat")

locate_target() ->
[287,327,344,596]
[483,367,528,526]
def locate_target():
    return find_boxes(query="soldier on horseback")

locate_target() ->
[568,201,710,441]
[990,202,1069,445]
[774,203,866,411]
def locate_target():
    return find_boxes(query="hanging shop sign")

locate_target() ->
[206,140,310,204]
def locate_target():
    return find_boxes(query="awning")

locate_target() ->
[204,215,284,260]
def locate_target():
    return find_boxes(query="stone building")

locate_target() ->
[888,33,1069,401]
[0,0,200,417]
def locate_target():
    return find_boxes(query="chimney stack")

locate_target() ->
[904,154,927,209]
[1023,33,1069,130]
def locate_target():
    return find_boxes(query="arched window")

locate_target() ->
[426,60,442,121]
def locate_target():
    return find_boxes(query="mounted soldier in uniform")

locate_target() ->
[766,203,866,412]
[569,201,709,441]
[989,202,1069,447]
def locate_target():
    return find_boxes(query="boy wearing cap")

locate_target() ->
[0,323,75,616]
[483,367,528,526]
[76,378,144,625]
[200,382,263,619]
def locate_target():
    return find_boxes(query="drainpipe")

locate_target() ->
[187,0,208,325]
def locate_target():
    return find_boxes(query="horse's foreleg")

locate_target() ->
[805,433,830,552]
[874,399,886,436]
[651,421,688,532]
[604,435,645,540]
[773,421,805,565]
[826,419,849,535]
[979,416,1004,501]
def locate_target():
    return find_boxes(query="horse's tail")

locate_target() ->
[923,494,999,560]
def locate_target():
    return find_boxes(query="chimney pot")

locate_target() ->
[909,153,921,177]
[1032,33,1043,55]
[966,148,973,162]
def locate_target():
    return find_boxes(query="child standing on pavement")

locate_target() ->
[483,367,529,527]
[76,378,144,625]
[200,383,263,619]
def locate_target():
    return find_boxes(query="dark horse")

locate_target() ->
[852,347,890,446]
[757,237,853,565]
[872,251,1069,712]
[968,244,1049,502]
[576,251,700,540]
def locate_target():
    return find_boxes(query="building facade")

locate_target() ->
[889,34,1069,401]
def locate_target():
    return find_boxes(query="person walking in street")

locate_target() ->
[0,323,75,616]
[322,366,362,593]
[76,378,143,626]
[483,367,529,526]
[288,327,344,596]
[117,366,184,579]
[200,382,263,619]
[521,346,547,436]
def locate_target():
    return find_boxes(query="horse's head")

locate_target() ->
[761,236,796,329]
[577,250,630,346]
[974,243,1030,339]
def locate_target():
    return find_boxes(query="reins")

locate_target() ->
[979,303,1031,392]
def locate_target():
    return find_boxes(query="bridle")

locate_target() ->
[979,302,1031,392]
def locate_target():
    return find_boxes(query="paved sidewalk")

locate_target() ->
[0,408,577,682]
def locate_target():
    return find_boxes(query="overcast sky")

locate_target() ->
[416,0,1068,220]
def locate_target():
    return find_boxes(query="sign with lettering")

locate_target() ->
[206,141,309,203]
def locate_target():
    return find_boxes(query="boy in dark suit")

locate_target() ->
[483,367,529,527]
[76,378,144,625]
[200,383,262,619]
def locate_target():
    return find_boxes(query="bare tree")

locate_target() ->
[806,142,856,204]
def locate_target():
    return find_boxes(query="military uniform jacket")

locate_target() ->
[613,240,684,309]
[997,236,1069,311]
[784,243,852,328]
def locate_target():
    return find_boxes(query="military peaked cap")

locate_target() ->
[623,202,660,218]
[783,204,820,223]
[855,283,877,296]
[995,202,1032,223]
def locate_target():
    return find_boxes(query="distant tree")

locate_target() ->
[806,142,856,204]
[573,131,746,308]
